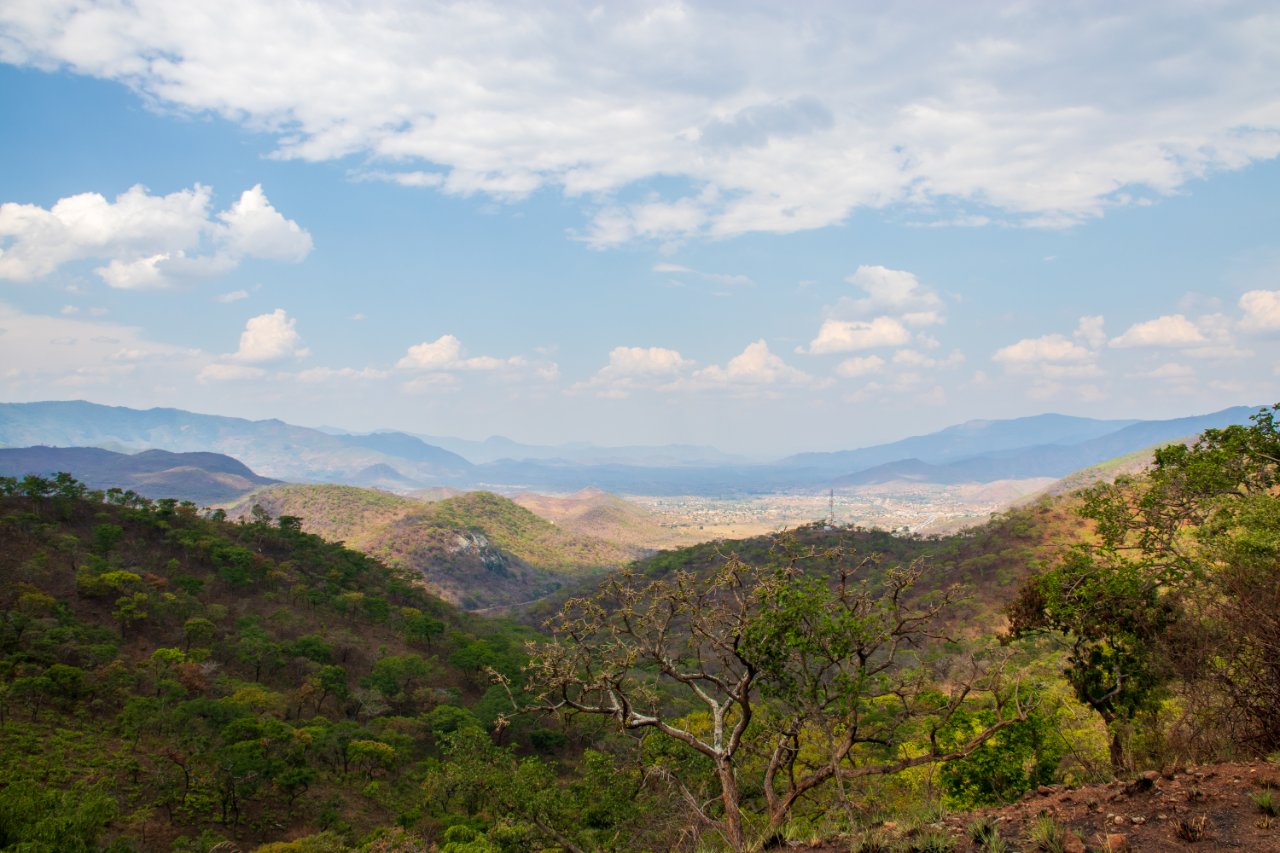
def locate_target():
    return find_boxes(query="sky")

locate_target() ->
[1,1,1278,458]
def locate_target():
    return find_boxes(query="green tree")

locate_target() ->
[183,616,217,652]
[1011,404,1280,764]
[939,706,1065,807]
[523,551,1029,851]
[113,591,151,636]
[1008,545,1175,772]
[364,654,437,712]
[0,781,116,852]
[311,665,350,714]
[91,523,124,557]
[425,727,641,853]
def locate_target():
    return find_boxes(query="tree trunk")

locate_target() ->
[1109,729,1127,776]
[716,758,746,851]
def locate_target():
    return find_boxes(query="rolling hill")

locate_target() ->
[0,445,278,504]
[0,478,544,851]
[510,487,691,551]
[228,485,640,610]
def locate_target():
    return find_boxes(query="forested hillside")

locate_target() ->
[228,486,638,611]
[523,494,1091,633]
[0,477,556,851]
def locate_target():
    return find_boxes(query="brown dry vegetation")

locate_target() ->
[802,760,1280,852]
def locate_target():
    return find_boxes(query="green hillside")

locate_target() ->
[226,484,420,548]
[415,490,636,573]
[0,476,562,851]
[526,494,1092,631]
[228,486,635,610]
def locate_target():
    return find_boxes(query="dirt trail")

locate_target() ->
[804,760,1280,852]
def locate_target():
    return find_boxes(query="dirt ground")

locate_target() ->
[805,760,1280,852]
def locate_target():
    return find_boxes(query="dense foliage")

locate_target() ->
[522,548,1033,851]
[0,476,568,851]
[1011,404,1280,768]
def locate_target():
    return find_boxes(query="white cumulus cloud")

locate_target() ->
[843,266,942,316]
[396,334,553,378]
[0,183,311,287]
[216,184,313,262]
[835,355,884,378]
[691,340,815,388]
[397,335,464,370]
[602,346,692,377]
[994,334,1095,372]
[1239,290,1280,332]
[1074,315,1107,348]
[572,345,694,398]
[803,317,912,354]
[232,309,308,363]
[1110,314,1207,348]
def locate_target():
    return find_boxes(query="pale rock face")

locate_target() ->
[449,531,509,575]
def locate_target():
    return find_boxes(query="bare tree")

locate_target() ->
[521,548,1031,851]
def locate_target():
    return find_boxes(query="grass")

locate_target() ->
[966,816,997,845]
[1027,814,1066,853]
[1251,788,1280,816]
[850,830,891,853]
[983,836,1009,853]
[899,829,955,853]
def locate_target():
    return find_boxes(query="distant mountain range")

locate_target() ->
[819,409,1259,486]
[0,445,278,504]
[0,400,473,485]
[0,399,1263,496]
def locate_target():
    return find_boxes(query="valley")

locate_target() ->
[631,477,1057,540]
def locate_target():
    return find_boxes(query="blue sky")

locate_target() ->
[1,2,1278,457]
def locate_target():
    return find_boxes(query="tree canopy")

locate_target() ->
[522,546,1030,851]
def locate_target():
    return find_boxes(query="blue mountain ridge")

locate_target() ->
[0,400,1264,496]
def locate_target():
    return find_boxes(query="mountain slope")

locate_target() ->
[828,406,1259,485]
[512,487,688,551]
[0,482,540,851]
[0,400,473,485]
[781,413,1141,471]
[0,445,278,504]
[228,485,637,609]
[227,483,422,546]
[523,493,1092,631]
